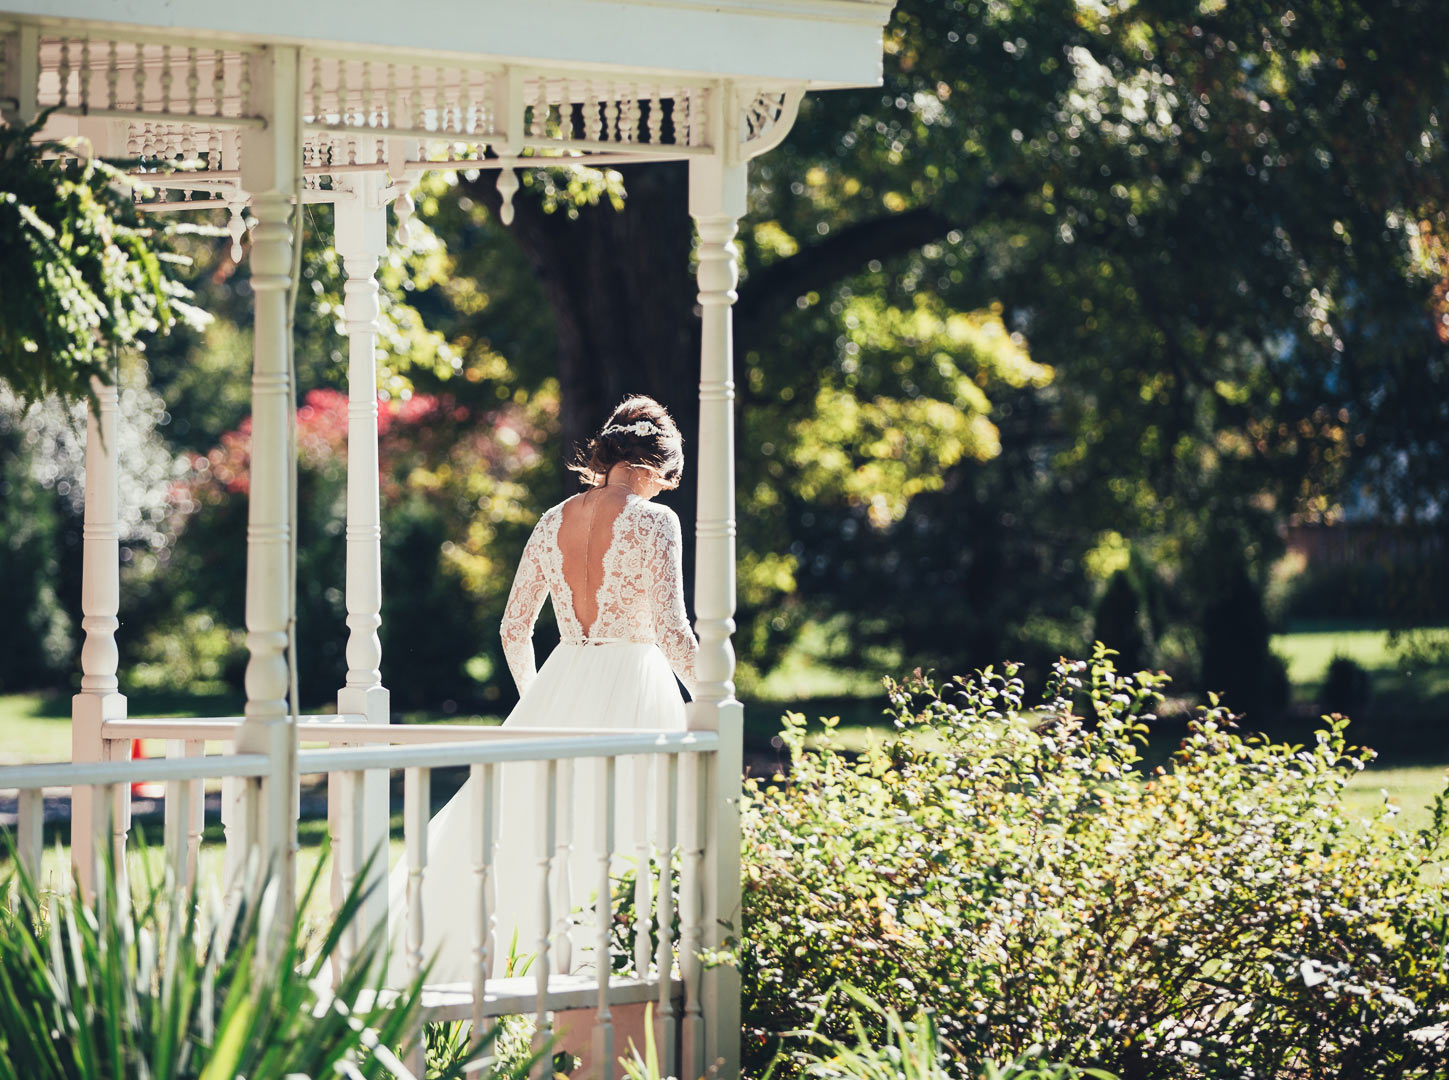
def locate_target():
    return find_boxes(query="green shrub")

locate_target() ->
[740,648,1449,1079]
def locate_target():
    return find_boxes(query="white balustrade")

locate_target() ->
[471,761,499,1043]
[654,754,679,1066]
[633,757,653,977]
[593,756,617,1077]
[404,765,431,1078]
[553,757,575,975]
[533,759,559,1080]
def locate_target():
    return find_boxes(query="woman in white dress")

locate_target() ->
[387,395,698,985]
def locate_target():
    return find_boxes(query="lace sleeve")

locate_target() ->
[649,507,698,697]
[500,515,551,696]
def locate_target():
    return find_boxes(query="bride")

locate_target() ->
[386,394,698,985]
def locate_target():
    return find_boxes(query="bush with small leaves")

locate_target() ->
[740,647,1449,1079]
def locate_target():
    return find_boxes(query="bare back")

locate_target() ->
[556,488,633,636]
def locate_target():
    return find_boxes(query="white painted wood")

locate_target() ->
[533,759,558,1080]
[403,765,430,1080]
[593,755,617,1080]
[164,743,192,888]
[185,739,205,885]
[70,372,128,903]
[333,176,388,698]
[552,757,575,975]
[632,756,652,978]
[295,730,717,774]
[678,750,706,1080]
[233,43,301,926]
[15,788,43,886]
[654,753,679,1071]
[687,152,748,1080]
[6,1,895,91]
[470,761,498,1044]
[0,756,272,792]
[329,170,394,923]
[403,766,430,984]
[336,768,367,971]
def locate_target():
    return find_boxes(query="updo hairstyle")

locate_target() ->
[570,394,685,489]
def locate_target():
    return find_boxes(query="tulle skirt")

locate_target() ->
[385,641,688,985]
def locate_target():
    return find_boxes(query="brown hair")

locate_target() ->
[569,394,685,489]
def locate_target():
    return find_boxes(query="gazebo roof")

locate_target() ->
[3,0,893,215]
[3,0,895,87]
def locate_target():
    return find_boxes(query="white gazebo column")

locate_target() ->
[71,373,129,902]
[334,175,392,936]
[235,45,302,920]
[687,152,748,1080]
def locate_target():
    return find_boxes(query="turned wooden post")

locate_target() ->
[686,148,747,1080]
[235,44,301,923]
[334,175,391,937]
[71,373,129,903]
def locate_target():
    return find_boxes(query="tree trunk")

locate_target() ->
[461,162,703,579]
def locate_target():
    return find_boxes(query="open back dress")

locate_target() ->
[386,492,698,985]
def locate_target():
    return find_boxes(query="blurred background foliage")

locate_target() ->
[2,0,1446,745]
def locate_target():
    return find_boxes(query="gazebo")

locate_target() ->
[0,3,894,1076]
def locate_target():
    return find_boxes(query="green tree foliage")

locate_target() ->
[741,655,1449,1078]
[0,114,193,411]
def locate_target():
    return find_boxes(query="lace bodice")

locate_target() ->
[500,494,698,698]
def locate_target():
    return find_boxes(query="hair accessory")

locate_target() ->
[602,420,661,438]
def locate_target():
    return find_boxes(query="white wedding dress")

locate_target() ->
[385,492,698,986]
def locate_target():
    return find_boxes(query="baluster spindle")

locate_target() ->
[607,85,620,143]
[106,41,119,111]
[238,50,251,113]
[362,61,374,127]
[532,759,559,1080]
[470,761,498,1043]
[648,88,662,145]
[552,757,574,975]
[587,81,600,141]
[110,777,130,897]
[185,739,205,881]
[633,756,653,977]
[160,45,172,112]
[133,42,146,113]
[311,56,323,122]
[209,125,221,169]
[654,753,679,1065]
[404,766,430,984]
[80,38,93,112]
[594,755,617,1080]
[459,71,471,135]
[338,768,367,969]
[435,66,446,134]
[386,63,398,129]
[624,86,637,144]
[213,49,225,117]
[164,740,193,885]
[16,788,43,887]
[411,65,424,131]
[679,753,708,1080]
[337,59,349,127]
[58,38,71,107]
[185,47,199,115]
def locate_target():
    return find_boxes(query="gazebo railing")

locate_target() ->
[2,722,719,1080]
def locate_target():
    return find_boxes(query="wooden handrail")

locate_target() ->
[0,753,272,791]
[101,719,684,745]
[298,729,719,774]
